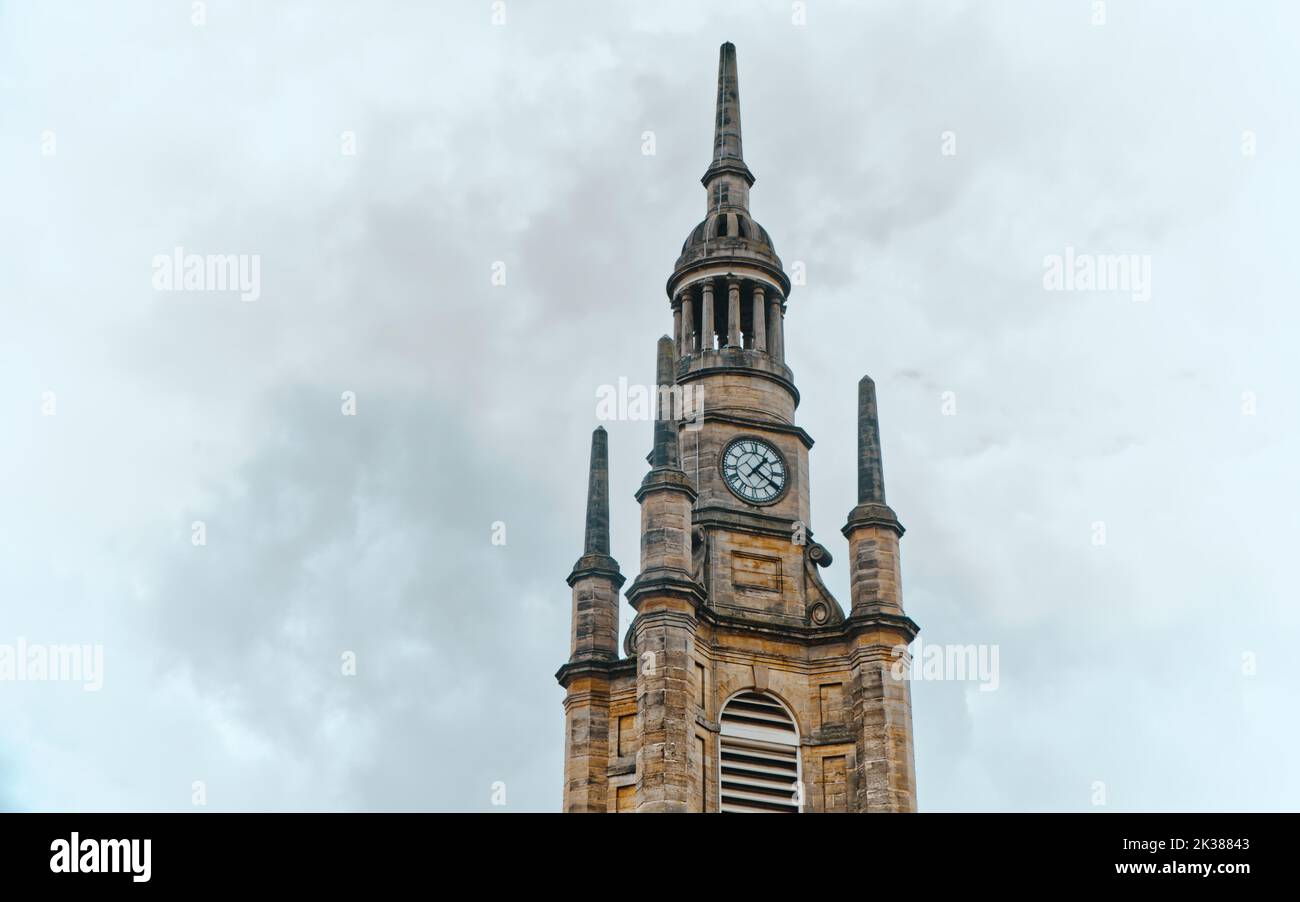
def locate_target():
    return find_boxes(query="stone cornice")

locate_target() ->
[698,603,850,643]
[625,568,708,610]
[675,350,800,409]
[682,410,814,449]
[689,505,815,543]
[628,608,700,645]
[555,659,617,689]
[701,159,755,187]
[667,256,791,300]
[635,467,697,503]
[843,609,921,645]
[842,501,905,538]
[565,552,626,588]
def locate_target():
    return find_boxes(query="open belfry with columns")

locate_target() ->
[556,43,920,813]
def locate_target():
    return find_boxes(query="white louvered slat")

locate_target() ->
[718,691,802,813]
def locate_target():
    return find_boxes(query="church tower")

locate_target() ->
[557,42,920,813]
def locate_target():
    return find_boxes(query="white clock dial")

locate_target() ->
[721,438,787,504]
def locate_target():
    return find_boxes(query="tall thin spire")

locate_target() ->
[856,376,886,504]
[844,373,903,541]
[650,335,680,470]
[583,427,611,555]
[702,42,754,187]
[563,426,623,672]
[713,42,743,166]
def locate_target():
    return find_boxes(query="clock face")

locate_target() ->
[721,438,788,504]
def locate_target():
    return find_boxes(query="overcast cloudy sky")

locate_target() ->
[1,1,1297,812]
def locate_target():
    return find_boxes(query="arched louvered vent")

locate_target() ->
[714,214,729,238]
[719,691,801,813]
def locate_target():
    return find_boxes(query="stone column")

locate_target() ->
[561,675,611,812]
[625,337,704,813]
[752,284,767,352]
[841,375,919,813]
[726,279,741,348]
[848,643,917,813]
[769,294,784,364]
[843,377,903,618]
[700,281,715,351]
[558,426,626,812]
[632,603,697,812]
[673,306,682,355]
[567,427,624,659]
[680,289,695,355]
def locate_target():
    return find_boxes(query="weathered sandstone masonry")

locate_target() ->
[558,42,920,813]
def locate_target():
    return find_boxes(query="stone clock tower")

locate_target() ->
[556,43,920,813]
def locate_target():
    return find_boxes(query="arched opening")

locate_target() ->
[718,691,802,813]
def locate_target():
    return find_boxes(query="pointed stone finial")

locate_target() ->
[563,426,624,666]
[713,42,743,165]
[844,374,902,539]
[651,335,680,469]
[583,427,611,555]
[857,376,886,504]
[629,335,701,606]
[702,42,754,187]
[567,426,623,588]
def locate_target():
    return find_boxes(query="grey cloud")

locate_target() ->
[2,0,1298,812]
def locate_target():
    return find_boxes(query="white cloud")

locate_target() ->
[1,0,1297,811]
